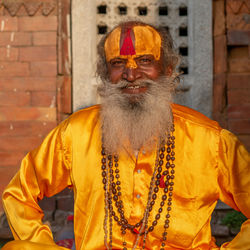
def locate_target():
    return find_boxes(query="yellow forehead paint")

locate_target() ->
[104,25,162,68]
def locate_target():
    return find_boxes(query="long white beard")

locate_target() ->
[98,76,175,155]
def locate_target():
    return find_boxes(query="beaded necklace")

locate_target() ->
[101,126,175,249]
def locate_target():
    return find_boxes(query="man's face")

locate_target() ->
[104,25,164,94]
[100,25,174,153]
[108,54,162,94]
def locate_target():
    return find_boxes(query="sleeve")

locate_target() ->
[217,129,250,249]
[2,118,72,244]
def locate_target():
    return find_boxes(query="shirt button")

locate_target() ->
[136,194,141,199]
[137,169,141,174]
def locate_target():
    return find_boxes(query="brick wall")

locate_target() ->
[0,2,57,213]
[227,0,250,150]
[0,0,72,218]
[212,0,250,245]
[213,0,250,150]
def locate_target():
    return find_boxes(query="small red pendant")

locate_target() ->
[159,175,166,188]
[133,228,140,234]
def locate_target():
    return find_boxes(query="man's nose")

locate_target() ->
[123,67,141,82]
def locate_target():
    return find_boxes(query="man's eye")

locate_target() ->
[138,58,152,64]
[110,60,125,66]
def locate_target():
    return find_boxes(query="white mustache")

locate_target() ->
[115,79,154,89]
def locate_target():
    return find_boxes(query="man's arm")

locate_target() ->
[217,129,250,249]
[2,119,72,244]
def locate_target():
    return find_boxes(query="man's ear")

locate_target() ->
[165,66,173,77]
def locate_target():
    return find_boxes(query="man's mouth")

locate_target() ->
[121,85,147,94]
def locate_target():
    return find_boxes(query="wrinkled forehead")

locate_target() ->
[104,25,162,62]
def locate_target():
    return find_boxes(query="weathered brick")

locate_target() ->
[58,0,71,76]
[56,188,74,212]
[0,91,30,106]
[39,196,56,212]
[228,74,250,89]
[226,0,245,14]
[19,46,57,62]
[0,47,18,61]
[213,73,226,113]
[0,165,21,200]
[0,62,29,77]
[238,135,250,151]
[30,62,57,76]
[58,113,70,123]
[0,17,18,31]
[31,91,56,107]
[214,35,227,74]
[0,32,32,46]
[62,76,72,113]
[0,77,57,91]
[212,112,228,129]
[226,13,250,31]
[211,223,230,237]
[228,89,250,105]
[228,104,250,119]
[0,107,56,121]
[56,188,73,197]
[7,2,58,17]
[241,1,250,12]
[0,152,24,167]
[217,237,235,247]
[11,4,27,16]
[216,200,232,210]
[213,0,226,36]
[0,213,12,238]
[57,76,72,114]
[0,136,43,152]
[33,32,57,46]
[228,30,250,45]
[229,58,250,73]
[60,35,71,75]
[0,121,57,137]
[229,46,248,58]
[57,196,74,212]
[228,119,250,134]
[18,16,57,31]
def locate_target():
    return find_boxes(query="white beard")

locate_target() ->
[98,76,175,155]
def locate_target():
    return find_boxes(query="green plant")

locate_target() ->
[221,211,247,230]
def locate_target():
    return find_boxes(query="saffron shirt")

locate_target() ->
[2,104,250,250]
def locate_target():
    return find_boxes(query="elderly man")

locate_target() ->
[2,21,250,250]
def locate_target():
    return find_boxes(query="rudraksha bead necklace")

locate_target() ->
[102,126,175,249]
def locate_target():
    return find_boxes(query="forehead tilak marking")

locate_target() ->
[104,25,162,62]
[120,28,136,56]
[133,25,162,60]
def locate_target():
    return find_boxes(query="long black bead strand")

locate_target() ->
[160,126,175,249]
[108,155,114,249]
[140,145,163,249]
[101,148,110,249]
[145,143,166,239]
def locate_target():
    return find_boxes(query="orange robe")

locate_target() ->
[2,104,250,249]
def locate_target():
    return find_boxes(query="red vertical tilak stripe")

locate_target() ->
[120,28,136,55]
